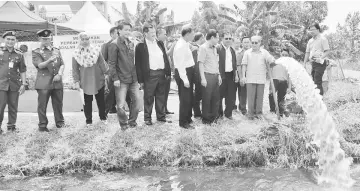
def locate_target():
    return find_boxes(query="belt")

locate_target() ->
[205,72,219,76]
[150,69,164,71]
[175,65,194,70]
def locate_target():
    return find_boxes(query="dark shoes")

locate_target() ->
[165,111,174,115]
[158,119,172,123]
[129,122,137,128]
[225,116,234,120]
[56,123,66,128]
[109,108,117,114]
[180,124,195,129]
[39,127,50,132]
[194,115,202,119]
[121,125,129,131]
[145,121,153,126]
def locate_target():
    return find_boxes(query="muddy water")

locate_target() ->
[1,167,360,191]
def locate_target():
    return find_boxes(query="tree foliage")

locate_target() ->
[338,11,360,52]
[218,1,302,50]
[114,1,168,31]
[279,1,328,58]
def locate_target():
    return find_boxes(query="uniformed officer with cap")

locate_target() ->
[0,31,27,134]
[32,29,65,132]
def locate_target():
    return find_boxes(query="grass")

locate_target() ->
[0,80,360,178]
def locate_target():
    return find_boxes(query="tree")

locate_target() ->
[279,1,328,56]
[113,2,167,31]
[338,11,360,52]
[219,1,302,50]
[191,10,201,29]
[191,1,234,34]
[326,31,348,60]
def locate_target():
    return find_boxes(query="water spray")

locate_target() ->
[276,57,355,188]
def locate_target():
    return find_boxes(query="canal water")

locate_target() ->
[1,166,360,190]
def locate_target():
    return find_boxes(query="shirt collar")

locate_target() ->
[205,41,215,49]
[250,48,262,53]
[2,46,14,52]
[313,34,321,40]
[145,38,157,44]
[222,43,230,50]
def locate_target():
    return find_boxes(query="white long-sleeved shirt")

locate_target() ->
[173,37,195,84]
[145,39,165,70]
[222,44,233,72]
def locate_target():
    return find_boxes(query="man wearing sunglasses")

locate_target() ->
[217,32,238,120]
[241,36,275,120]
[32,29,65,132]
[0,31,27,134]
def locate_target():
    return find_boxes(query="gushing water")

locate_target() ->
[276,57,355,188]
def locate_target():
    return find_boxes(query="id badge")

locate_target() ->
[9,61,14,68]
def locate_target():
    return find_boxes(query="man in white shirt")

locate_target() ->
[303,23,330,96]
[173,25,196,129]
[135,24,172,125]
[217,32,238,120]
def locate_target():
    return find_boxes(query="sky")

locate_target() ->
[111,0,360,34]
[1,0,359,33]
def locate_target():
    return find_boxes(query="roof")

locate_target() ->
[0,1,81,41]
[39,5,74,18]
[58,1,112,34]
[0,1,46,23]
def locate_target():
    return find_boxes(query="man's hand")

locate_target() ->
[53,74,61,82]
[75,82,80,90]
[114,80,121,87]
[218,75,222,86]
[19,85,25,95]
[287,88,292,94]
[184,80,190,88]
[240,77,246,86]
[139,83,144,90]
[49,55,57,62]
[201,78,207,87]
[235,74,239,83]
[166,75,171,80]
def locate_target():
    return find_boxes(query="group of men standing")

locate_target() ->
[172,26,274,129]
[0,21,330,133]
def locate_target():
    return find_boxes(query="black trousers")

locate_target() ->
[105,79,132,115]
[37,89,64,128]
[143,70,166,122]
[202,73,220,123]
[269,79,288,115]
[237,83,247,114]
[0,90,19,129]
[164,77,171,112]
[311,61,327,96]
[105,79,117,114]
[193,74,202,117]
[84,86,106,124]
[174,67,194,126]
[219,72,236,118]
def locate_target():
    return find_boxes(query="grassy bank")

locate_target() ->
[0,81,359,177]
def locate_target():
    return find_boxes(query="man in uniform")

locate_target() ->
[0,31,27,134]
[32,29,65,132]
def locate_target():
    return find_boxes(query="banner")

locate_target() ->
[53,34,110,84]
